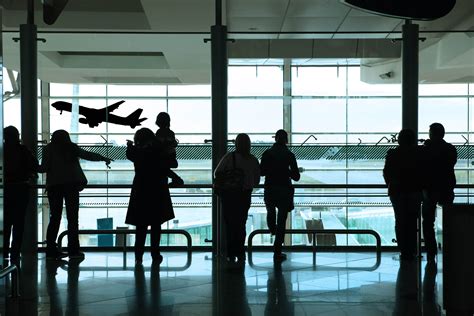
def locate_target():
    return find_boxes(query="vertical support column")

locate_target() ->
[211,24,228,257]
[40,81,50,242]
[402,20,419,134]
[19,1,39,304]
[402,19,422,298]
[0,9,5,265]
[20,22,38,257]
[282,59,293,246]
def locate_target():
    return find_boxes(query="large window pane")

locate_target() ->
[228,66,283,96]
[228,99,282,142]
[107,84,166,97]
[292,99,346,133]
[292,66,346,96]
[348,98,401,133]
[418,97,468,139]
[348,67,401,96]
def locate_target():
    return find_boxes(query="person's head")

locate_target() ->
[397,129,416,147]
[235,133,251,155]
[275,129,288,145]
[429,123,445,141]
[134,128,156,147]
[3,126,20,144]
[51,129,72,145]
[156,112,171,129]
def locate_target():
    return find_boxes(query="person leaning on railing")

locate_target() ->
[3,126,39,263]
[383,129,422,261]
[39,130,112,261]
[125,127,176,265]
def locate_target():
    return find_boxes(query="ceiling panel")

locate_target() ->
[286,0,350,18]
[338,16,401,32]
[227,0,290,18]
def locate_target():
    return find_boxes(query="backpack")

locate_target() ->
[213,152,245,196]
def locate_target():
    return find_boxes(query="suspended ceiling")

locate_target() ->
[1,0,473,84]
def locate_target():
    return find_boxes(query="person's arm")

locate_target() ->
[126,141,138,162]
[289,153,300,182]
[383,150,394,185]
[77,147,111,164]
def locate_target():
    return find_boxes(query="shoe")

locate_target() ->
[169,177,184,188]
[46,250,68,260]
[69,251,85,260]
[152,254,163,265]
[273,253,287,262]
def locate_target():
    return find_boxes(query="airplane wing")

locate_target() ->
[105,100,125,113]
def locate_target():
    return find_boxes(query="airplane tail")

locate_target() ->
[127,109,147,128]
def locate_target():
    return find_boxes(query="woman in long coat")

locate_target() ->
[126,128,175,265]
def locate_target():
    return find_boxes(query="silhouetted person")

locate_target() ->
[126,128,175,265]
[215,133,260,263]
[421,123,457,262]
[40,130,112,260]
[3,126,38,262]
[260,130,300,262]
[383,129,422,260]
[155,112,183,187]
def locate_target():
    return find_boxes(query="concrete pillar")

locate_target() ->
[402,20,419,135]
[211,24,228,257]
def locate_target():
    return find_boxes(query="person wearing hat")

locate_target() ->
[260,129,300,261]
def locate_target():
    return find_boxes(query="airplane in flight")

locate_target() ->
[51,100,147,128]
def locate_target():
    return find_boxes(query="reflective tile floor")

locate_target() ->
[3,251,443,315]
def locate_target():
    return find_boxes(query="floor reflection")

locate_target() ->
[393,260,441,316]
[0,252,447,315]
[265,262,293,316]
[217,261,251,316]
[127,263,173,315]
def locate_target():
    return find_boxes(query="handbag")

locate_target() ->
[213,152,245,196]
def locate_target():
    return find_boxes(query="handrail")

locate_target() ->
[22,183,474,189]
[0,264,19,297]
[247,229,381,268]
[57,229,192,268]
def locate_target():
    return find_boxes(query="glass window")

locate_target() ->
[419,97,468,137]
[107,84,166,97]
[292,66,347,96]
[348,98,401,133]
[168,85,211,97]
[348,67,401,96]
[228,66,283,96]
[292,99,346,133]
[50,83,106,97]
[228,99,283,141]
[419,84,468,96]
[168,99,211,134]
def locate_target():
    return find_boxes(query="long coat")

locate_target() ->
[125,144,175,226]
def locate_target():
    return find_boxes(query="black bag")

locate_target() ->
[214,152,245,196]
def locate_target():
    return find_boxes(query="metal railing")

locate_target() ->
[58,229,192,267]
[0,264,19,298]
[248,229,381,268]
